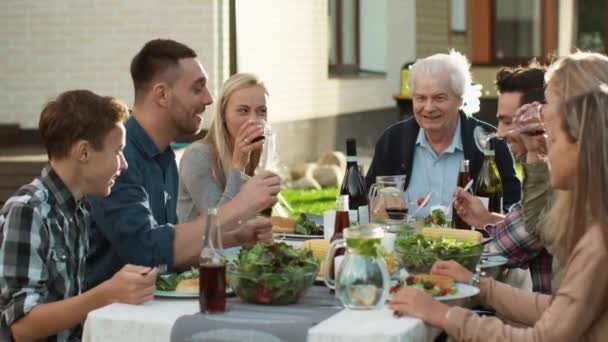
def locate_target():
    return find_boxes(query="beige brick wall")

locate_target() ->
[1,0,229,129]
[235,0,416,124]
[415,0,471,58]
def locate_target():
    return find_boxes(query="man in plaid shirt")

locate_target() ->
[0,90,158,341]
[454,64,554,294]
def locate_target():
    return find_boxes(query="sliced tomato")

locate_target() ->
[439,288,451,296]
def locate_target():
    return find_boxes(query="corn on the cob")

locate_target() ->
[301,239,330,276]
[421,227,482,242]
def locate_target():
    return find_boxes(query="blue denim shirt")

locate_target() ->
[406,118,464,218]
[86,116,177,288]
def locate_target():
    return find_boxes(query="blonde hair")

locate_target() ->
[543,52,608,262]
[203,73,268,188]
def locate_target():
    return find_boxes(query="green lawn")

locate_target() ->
[280,187,338,216]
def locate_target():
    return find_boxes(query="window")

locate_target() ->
[470,0,557,65]
[329,0,360,75]
[493,0,542,62]
[451,0,467,32]
[577,0,608,53]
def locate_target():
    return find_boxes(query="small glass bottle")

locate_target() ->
[453,160,472,230]
[199,208,226,313]
[329,195,350,289]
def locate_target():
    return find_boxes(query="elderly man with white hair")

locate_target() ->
[365,51,520,217]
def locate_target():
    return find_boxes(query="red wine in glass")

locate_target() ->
[521,127,546,136]
[199,263,227,313]
[386,207,408,220]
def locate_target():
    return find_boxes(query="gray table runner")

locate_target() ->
[170,286,342,342]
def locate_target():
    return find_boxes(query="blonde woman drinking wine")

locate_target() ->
[390,51,608,341]
[177,73,281,226]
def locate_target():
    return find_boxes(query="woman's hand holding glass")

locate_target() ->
[231,120,265,171]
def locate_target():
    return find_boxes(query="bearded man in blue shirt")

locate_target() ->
[86,39,280,288]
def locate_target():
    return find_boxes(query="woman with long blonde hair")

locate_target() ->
[389,51,608,341]
[177,73,280,224]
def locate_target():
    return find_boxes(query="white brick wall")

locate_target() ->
[1,0,228,128]
[235,0,416,123]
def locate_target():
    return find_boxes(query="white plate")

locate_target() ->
[155,287,234,298]
[388,282,479,301]
[155,290,198,298]
[434,283,479,301]
[480,254,508,269]
[274,233,324,240]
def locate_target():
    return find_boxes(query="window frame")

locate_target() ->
[470,0,557,66]
[491,0,545,65]
[328,0,361,75]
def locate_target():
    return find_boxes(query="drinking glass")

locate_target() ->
[475,104,544,153]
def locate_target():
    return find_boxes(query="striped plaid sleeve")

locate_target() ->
[0,202,48,328]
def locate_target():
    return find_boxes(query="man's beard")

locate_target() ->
[171,99,204,135]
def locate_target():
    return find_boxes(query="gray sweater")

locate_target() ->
[177,142,248,223]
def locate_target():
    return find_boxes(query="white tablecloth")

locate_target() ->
[83,298,439,342]
[82,298,198,342]
[308,307,440,342]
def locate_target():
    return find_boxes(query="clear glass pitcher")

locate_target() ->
[324,224,389,310]
[368,175,408,224]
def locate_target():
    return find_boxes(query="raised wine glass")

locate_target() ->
[474,103,544,153]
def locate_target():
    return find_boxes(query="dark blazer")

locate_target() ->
[365,112,521,212]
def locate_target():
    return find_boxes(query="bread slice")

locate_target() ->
[175,278,199,293]
[271,216,296,233]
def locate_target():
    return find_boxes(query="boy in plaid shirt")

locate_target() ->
[0,90,158,341]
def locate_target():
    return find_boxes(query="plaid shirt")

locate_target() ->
[485,202,553,294]
[0,167,89,342]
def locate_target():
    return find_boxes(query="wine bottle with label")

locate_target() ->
[340,138,369,225]
[453,160,472,230]
[329,195,350,287]
[474,140,503,213]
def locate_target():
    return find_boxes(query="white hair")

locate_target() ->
[408,50,472,98]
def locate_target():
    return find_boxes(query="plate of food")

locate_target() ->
[155,269,199,298]
[424,206,451,227]
[272,214,324,240]
[155,268,233,298]
[389,274,479,301]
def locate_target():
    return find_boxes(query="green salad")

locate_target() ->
[394,231,482,273]
[294,213,324,235]
[156,268,199,291]
[228,242,319,305]
[424,208,450,227]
